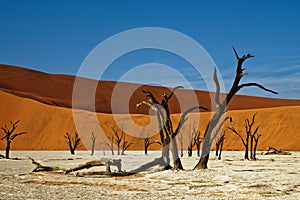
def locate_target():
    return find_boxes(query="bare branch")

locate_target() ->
[10,132,27,141]
[238,83,278,94]
[232,47,239,60]
[141,89,159,104]
[165,86,183,101]
[228,127,246,147]
[213,67,220,107]
[174,105,207,137]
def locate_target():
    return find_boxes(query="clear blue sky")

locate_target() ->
[0,0,300,99]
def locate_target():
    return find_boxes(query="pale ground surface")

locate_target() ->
[0,151,299,200]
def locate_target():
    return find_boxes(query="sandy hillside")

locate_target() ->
[1,64,300,115]
[0,90,299,151]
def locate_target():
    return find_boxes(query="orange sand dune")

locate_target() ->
[1,64,300,115]
[0,90,299,151]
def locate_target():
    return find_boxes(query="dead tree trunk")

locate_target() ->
[65,131,81,155]
[218,139,224,160]
[121,134,133,155]
[253,133,261,160]
[137,87,206,170]
[215,131,225,160]
[194,48,277,170]
[113,127,124,155]
[187,129,195,157]
[229,114,260,160]
[194,130,202,157]
[91,131,96,156]
[1,120,27,159]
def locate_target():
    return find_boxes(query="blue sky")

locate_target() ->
[0,0,300,99]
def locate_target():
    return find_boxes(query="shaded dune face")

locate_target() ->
[0,64,300,151]
[1,64,300,114]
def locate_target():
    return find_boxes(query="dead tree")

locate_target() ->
[215,131,225,160]
[194,130,202,157]
[187,128,196,157]
[144,136,161,155]
[91,131,96,156]
[102,135,114,155]
[65,131,81,155]
[137,87,207,170]
[121,134,133,155]
[1,120,27,159]
[30,157,122,174]
[113,127,124,155]
[252,133,261,160]
[194,48,277,170]
[228,114,260,160]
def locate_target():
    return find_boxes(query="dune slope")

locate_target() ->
[0,90,299,151]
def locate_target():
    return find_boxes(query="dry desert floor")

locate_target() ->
[0,151,299,200]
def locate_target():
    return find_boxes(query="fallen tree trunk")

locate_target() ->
[264,147,291,155]
[29,158,123,174]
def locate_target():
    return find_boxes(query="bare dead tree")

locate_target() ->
[215,131,225,160]
[253,133,261,160]
[102,135,114,155]
[65,131,81,155]
[194,48,277,170]
[187,128,196,157]
[228,114,260,160]
[91,131,96,156]
[121,134,133,155]
[1,120,27,159]
[137,87,207,170]
[193,129,202,157]
[113,127,124,155]
[144,136,162,155]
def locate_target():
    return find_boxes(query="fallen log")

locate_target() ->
[264,147,291,155]
[29,157,123,174]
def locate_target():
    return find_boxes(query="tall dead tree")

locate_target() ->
[194,48,277,169]
[102,135,114,155]
[193,129,202,157]
[187,128,196,157]
[1,120,27,159]
[65,131,81,155]
[215,131,225,160]
[228,114,260,160]
[113,127,124,155]
[253,133,261,160]
[137,87,207,170]
[91,131,96,156]
[121,134,133,155]
[144,136,161,155]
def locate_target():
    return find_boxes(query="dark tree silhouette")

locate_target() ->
[187,128,196,157]
[215,131,225,160]
[187,127,201,157]
[253,133,261,160]
[113,127,124,155]
[91,131,96,156]
[144,136,161,155]
[65,131,81,155]
[137,86,207,170]
[121,134,133,155]
[1,120,27,159]
[194,48,277,170]
[193,129,202,157]
[228,114,261,160]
